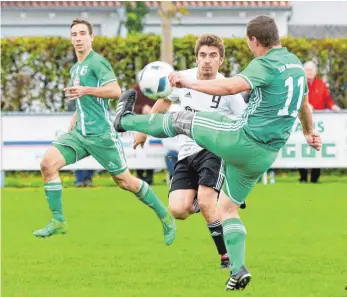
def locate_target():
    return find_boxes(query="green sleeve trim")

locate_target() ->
[101,78,117,86]
[236,74,254,89]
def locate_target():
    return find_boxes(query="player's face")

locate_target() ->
[196,45,223,78]
[70,24,93,53]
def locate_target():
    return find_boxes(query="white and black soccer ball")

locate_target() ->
[138,61,174,100]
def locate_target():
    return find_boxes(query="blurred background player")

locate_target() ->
[33,19,176,246]
[132,34,247,269]
[298,61,341,183]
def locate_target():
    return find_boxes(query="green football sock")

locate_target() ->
[121,113,177,138]
[135,180,168,219]
[222,218,247,275]
[44,181,65,222]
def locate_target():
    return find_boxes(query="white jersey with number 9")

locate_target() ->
[167,68,247,161]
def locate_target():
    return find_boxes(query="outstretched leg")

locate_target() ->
[113,89,235,161]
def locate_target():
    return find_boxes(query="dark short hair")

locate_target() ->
[195,34,225,59]
[246,15,280,47]
[71,18,93,35]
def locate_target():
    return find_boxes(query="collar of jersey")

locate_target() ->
[265,47,288,56]
[78,50,95,65]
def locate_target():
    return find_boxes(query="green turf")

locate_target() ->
[2,180,347,297]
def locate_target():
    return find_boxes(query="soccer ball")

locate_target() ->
[138,61,174,100]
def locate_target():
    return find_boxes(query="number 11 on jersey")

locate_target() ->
[277,76,304,117]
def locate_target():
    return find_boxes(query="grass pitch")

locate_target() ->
[2,177,346,297]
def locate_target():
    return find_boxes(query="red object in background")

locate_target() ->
[307,77,335,110]
[132,84,155,114]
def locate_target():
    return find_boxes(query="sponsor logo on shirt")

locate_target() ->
[184,106,199,113]
[185,92,192,98]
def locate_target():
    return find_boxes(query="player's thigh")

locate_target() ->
[86,132,128,176]
[168,157,198,194]
[222,163,260,205]
[194,150,224,193]
[52,130,89,166]
[197,185,219,208]
[191,112,242,160]
[169,189,196,213]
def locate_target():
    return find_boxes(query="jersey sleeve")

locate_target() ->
[96,59,117,86]
[167,87,180,102]
[236,58,272,89]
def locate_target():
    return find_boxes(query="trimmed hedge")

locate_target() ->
[1,34,346,111]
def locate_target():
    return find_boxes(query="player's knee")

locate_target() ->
[40,158,56,175]
[217,193,240,218]
[169,203,189,220]
[113,171,137,192]
[116,177,134,192]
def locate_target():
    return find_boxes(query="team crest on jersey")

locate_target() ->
[80,66,88,76]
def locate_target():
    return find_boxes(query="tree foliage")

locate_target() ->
[1,35,346,111]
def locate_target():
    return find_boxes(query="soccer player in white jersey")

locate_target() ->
[133,34,246,268]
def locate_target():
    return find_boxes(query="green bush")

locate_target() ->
[1,35,346,111]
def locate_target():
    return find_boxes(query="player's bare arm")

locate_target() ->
[64,81,121,101]
[133,98,172,149]
[299,95,322,151]
[169,72,250,96]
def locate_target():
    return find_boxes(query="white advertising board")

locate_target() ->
[2,112,347,170]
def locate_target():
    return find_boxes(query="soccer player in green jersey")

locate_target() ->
[113,15,322,290]
[33,19,176,246]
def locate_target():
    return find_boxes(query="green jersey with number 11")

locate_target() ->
[236,47,308,151]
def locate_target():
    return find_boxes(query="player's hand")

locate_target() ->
[64,86,88,101]
[304,131,322,151]
[133,132,147,149]
[168,72,191,88]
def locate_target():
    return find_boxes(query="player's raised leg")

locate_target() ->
[113,90,234,161]
[33,147,68,237]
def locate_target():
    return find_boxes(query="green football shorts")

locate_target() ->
[191,111,279,204]
[53,129,128,176]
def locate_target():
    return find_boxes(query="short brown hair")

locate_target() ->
[195,34,225,59]
[246,15,280,47]
[71,18,93,35]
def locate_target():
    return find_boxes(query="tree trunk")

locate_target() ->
[160,1,173,65]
